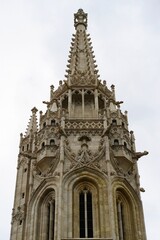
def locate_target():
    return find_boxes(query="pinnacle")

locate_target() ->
[25,107,38,137]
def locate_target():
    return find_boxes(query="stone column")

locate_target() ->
[95,89,99,117]
[57,130,65,240]
[82,89,84,118]
[49,200,55,240]
[105,136,116,239]
[68,89,72,118]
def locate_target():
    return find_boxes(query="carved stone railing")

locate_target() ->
[65,119,104,130]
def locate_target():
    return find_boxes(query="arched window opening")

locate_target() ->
[112,119,117,125]
[116,190,136,240]
[41,142,45,148]
[19,220,23,225]
[72,91,82,105]
[47,200,55,240]
[51,120,56,126]
[84,91,95,118]
[43,122,46,128]
[50,139,55,146]
[37,191,55,240]
[114,139,119,145]
[79,189,93,238]
[122,122,125,127]
[62,95,68,109]
[98,95,105,110]
[124,142,127,148]
[22,193,25,198]
[117,200,125,240]
[72,91,82,117]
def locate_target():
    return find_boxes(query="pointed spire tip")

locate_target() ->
[74,9,88,30]
[31,107,38,114]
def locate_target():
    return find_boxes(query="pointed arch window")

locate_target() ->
[98,95,105,110]
[116,190,136,240]
[50,139,55,146]
[62,95,68,109]
[73,181,105,238]
[114,139,119,145]
[36,190,55,240]
[117,199,125,240]
[112,119,117,125]
[79,188,93,238]
[46,199,55,240]
[51,120,56,126]
[84,90,95,118]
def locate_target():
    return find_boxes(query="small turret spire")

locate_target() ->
[25,107,38,137]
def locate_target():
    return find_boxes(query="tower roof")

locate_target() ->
[65,9,100,87]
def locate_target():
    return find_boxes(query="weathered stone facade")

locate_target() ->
[10,9,147,240]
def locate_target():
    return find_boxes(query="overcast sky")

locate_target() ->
[0,0,160,239]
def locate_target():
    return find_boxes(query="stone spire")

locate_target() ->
[25,107,38,137]
[65,9,100,86]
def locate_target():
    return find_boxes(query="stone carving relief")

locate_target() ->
[12,205,25,223]
[17,156,29,169]
[110,153,136,182]
[64,136,106,174]
[65,120,103,130]
[66,129,103,136]
[32,147,60,179]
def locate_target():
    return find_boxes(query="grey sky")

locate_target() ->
[0,1,160,239]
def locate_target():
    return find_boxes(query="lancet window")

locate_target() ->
[98,94,105,110]
[73,182,100,238]
[46,199,55,240]
[117,199,125,240]
[50,139,55,146]
[62,95,68,110]
[114,139,119,145]
[79,188,93,238]
[72,90,82,117]
[84,90,95,118]
[36,190,55,240]
[116,190,135,240]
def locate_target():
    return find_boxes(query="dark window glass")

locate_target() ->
[87,191,93,237]
[79,192,85,238]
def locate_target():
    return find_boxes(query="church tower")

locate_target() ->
[10,9,148,240]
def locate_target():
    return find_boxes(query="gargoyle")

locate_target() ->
[135,151,149,159]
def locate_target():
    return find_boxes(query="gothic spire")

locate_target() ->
[65,9,100,86]
[25,107,38,137]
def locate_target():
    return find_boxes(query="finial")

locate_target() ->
[50,85,54,91]
[59,80,62,86]
[31,107,38,114]
[74,9,87,30]
[111,84,115,91]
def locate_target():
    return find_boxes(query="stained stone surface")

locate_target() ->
[10,9,147,240]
